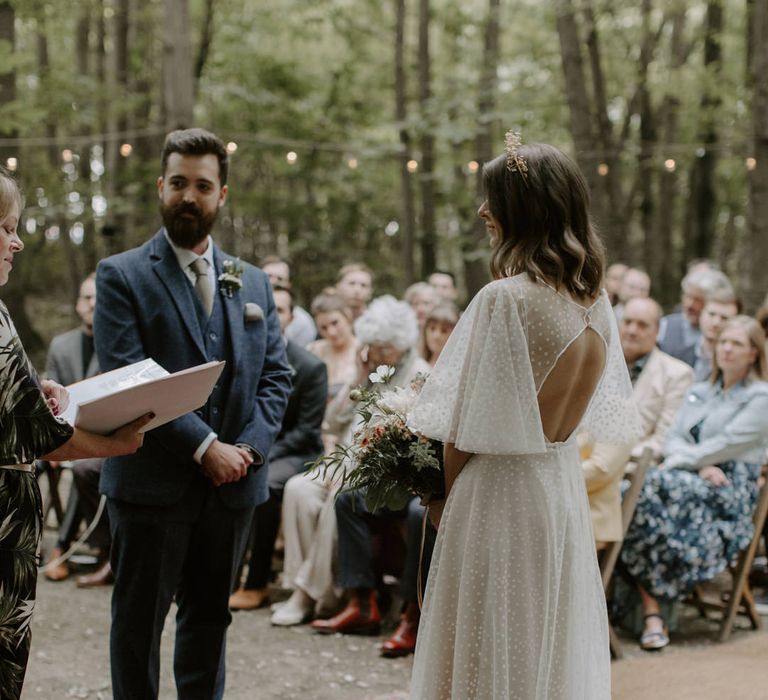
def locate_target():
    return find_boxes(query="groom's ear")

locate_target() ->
[157,176,165,198]
[217,184,228,208]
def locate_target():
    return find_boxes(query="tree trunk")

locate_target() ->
[744,0,768,312]
[0,3,44,356]
[554,0,610,250]
[163,0,195,129]
[637,0,657,274]
[195,0,215,88]
[418,0,437,278]
[463,0,500,298]
[686,1,723,261]
[654,9,688,307]
[582,2,627,254]
[395,0,416,286]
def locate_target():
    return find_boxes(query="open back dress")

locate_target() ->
[408,274,641,700]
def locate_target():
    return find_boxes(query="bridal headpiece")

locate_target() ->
[504,130,528,179]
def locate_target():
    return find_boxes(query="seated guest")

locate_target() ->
[605,263,628,306]
[308,293,360,454]
[229,286,327,610]
[613,267,650,323]
[579,297,693,547]
[309,298,431,642]
[693,290,740,381]
[261,256,317,347]
[658,268,733,366]
[335,262,374,321]
[272,296,428,627]
[428,270,459,303]
[621,316,768,651]
[43,273,111,586]
[404,282,439,330]
[418,302,460,368]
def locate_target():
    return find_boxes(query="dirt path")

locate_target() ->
[22,521,768,699]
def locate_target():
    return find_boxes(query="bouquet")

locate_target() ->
[311,365,444,513]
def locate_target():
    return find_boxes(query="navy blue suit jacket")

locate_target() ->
[94,230,292,509]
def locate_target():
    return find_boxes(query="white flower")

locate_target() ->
[369,372,384,384]
[377,385,420,415]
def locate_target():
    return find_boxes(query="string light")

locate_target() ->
[347,157,358,169]
[286,151,298,165]
[119,143,133,157]
[407,159,418,173]
[746,157,757,171]
[226,141,238,154]
[467,160,479,173]
[5,157,17,171]
[597,163,609,176]
[664,158,676,172]
[62,149,73,163]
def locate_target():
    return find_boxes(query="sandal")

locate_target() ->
[640,613,669,651]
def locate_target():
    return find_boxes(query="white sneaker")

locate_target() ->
[270,591,313,627]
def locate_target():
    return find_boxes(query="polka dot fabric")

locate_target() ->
[408,276,641,699]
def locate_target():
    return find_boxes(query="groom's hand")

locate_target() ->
[201,439,253,486]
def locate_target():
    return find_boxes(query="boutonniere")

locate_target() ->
[218,259,244,298]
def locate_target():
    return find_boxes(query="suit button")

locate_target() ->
[212,407,219,415]
[209,332,218,341]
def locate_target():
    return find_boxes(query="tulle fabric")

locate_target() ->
[408,275,641,453]
[410,445,610,700]
[407,275,641,699]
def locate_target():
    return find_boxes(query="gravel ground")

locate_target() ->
[22,483,768,699]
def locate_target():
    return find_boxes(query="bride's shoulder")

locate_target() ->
[474,274,529,302]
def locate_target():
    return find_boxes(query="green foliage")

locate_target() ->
[0,0,759,360]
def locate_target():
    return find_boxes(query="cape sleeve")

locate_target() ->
[578,298,643,444]
[407,281,547,455]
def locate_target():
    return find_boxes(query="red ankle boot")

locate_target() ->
[311,590,381,635]
[380,602,419,657]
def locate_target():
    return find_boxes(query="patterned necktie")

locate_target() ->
[189,258,214,317]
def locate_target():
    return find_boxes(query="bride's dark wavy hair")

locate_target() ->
[483,143,605,298]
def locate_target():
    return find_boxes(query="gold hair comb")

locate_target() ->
[504,130,528,179]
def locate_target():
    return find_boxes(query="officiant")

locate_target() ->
[93,128,291,700]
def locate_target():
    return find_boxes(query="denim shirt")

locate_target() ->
[663,379,768,470]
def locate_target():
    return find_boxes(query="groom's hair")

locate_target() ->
[161,128,229,185]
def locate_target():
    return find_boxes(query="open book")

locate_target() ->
[60,358,225,435]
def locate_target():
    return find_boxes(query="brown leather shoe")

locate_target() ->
[229,587,270,610]
[75,561,114,588]
[44,547,70,582]
[380,611,419,657]
[311,590,380,635]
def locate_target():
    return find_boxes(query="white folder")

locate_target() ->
[60,358,225,435]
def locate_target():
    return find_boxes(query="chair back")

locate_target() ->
[600,447,653,590]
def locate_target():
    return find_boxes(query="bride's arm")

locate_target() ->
[444,442,473,497]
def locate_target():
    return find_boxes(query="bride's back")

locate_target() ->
[518,277,610,444]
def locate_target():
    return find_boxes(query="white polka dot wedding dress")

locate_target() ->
[407,275,641,700]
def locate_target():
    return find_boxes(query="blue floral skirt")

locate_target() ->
[620,460,759,601]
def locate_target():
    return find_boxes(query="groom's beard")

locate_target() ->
[161,201,218,249]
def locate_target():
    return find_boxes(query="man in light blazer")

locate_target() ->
[579,297,694,545]
[94,129,291,700]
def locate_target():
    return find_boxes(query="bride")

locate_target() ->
[407,134,640,699]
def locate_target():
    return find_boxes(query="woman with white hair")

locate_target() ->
[271,296,428,626]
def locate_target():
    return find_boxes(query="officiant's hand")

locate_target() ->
[41,379,70,416]
[201,440,253,486]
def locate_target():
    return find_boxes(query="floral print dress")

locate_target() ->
[0,301,73,699]
[620,379,768,601]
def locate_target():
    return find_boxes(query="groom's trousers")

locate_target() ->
[107,476,254,700]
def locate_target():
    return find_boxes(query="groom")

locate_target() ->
[94,128,291,699]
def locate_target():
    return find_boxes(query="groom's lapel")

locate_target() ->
[150,232,207,360]
[215,248,245,374]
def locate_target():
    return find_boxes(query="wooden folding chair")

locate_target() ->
[599,447,654,660]
[689,470,768,642]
